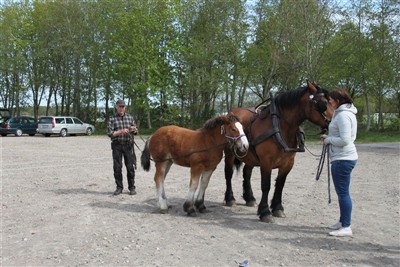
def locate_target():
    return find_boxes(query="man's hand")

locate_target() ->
[114,129,129,136]
[129,125,138,134]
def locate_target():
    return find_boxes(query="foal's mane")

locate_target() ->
[201,114,239,131]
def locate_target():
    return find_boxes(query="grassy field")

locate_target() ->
[355,130,400,143]
[304,129,399,144]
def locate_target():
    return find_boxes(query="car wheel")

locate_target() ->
[15,129,23,137]
[1,134,6,137]
[60,128,67,137]
[86,128,93,136]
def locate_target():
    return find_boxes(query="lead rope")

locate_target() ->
[316,144,332,203]
[129,132,138,169]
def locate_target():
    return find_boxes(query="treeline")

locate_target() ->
[0,0,398,131]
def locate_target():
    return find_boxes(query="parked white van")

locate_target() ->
[37,116,95,137]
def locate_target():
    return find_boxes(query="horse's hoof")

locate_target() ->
[246,200,257,207]
[197,206,207,213]
[225,200,236,207]
[273,210,286,218]
[159,208,169,214]
[186,208,197,216]
[183,202,193,213]
[260,215,275,223]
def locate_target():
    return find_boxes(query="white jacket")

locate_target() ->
[324,103,358,161]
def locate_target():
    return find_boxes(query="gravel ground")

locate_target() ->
[1,136,399,267]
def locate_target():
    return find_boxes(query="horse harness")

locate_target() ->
[248,96,306,156]
[245,89,330,157]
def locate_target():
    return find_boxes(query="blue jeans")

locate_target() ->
[331,160,357,228]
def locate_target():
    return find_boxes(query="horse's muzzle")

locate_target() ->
[319,120,330,134]
[236,134,249,152]
[227,134,249,152]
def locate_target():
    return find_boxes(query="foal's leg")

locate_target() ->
[154,161,172,213]
[183,167,202,216]
[195,170,214,213]
[242,164,257,207]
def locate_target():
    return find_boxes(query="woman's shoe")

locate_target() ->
[329,226,352,237]
[327,222,342,230]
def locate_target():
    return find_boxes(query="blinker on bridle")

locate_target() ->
[309,93,328,112]
[309,93,330,124]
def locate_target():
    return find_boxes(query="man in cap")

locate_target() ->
[107,99,138,195]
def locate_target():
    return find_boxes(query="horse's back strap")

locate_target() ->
[252,128,276,147]
[251,96,305,153]
[251,96,278,147]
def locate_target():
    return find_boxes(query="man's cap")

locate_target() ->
[116,99,125,106]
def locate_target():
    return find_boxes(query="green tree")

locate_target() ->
[0,1,30,115]
[367,0,399,130]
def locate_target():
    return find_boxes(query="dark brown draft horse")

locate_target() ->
[141,114,249,215]
[224,81,333,223]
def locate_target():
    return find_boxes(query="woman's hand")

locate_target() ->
[320,134,329,144]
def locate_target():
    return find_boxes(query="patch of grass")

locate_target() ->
[303,128,399,144]
[356,130,400,143]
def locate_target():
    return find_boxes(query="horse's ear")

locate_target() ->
[228,112,239,122]
[307,80,318,94]
[217,115,226,125]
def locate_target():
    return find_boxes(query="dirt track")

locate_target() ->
[1,136,399,266]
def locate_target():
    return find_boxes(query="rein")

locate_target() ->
[315,144,332,203]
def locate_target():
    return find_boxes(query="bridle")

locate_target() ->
[221,124,248,158]
[221,124,246,144]
[308,93,331,128]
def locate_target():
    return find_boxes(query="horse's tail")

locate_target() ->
[234,157,243,172]
[141,139,151,172]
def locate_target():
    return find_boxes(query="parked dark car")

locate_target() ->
[0,116,38,137]
[0,108,11,127]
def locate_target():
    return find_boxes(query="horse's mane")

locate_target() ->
[201,113,239,131]
[275,86,308,109]
[274,85,328,109]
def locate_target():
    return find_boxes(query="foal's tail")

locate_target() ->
[234,157,243,172]
[141,139,151,171]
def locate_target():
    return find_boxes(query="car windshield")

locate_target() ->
[0,110,11,117]
[73,118,83,124]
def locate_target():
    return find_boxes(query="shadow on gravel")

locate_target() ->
[52,188,111,196]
